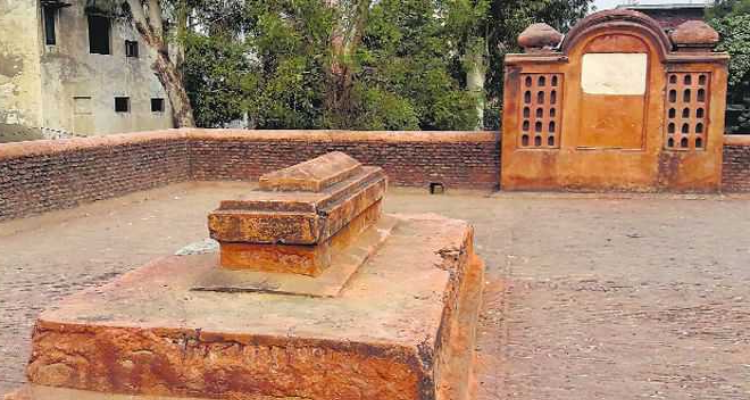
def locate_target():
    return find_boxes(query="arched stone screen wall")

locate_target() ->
[501,10,729,191]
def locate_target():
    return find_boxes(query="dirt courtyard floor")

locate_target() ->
[1,182,749,399]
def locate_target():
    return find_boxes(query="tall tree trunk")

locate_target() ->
[324,0,370,126]
[465,39,487,131]
[153,50,195,127]
[174,0,189,72]
[125,0,195,127]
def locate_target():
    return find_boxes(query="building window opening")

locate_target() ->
[115,97,130,113]
[125,40,139,58]
[88,15,111,54]
[151,98,165,112]
[43,7,57,45]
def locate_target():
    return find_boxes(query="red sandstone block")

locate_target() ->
[259,152,363,192]
[24,215,484,400]
[208,167,386,245]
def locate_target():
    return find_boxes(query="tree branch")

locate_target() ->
[174,0,190,70]
[147,0,165,44]
[125,0,155,45]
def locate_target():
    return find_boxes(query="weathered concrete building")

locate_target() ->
[617,2,713,30]
[0,0,173,140]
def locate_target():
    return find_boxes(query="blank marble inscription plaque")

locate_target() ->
[581,53,648,95]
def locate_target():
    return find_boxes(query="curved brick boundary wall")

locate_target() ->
[2,128,748,221]
[723,135,750,192]
[0,129,500,221]
[0,131,191,221]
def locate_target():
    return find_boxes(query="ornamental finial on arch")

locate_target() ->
[670,20,720,52]
[518,23,563,53]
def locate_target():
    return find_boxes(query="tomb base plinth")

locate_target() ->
[13,214,484,400]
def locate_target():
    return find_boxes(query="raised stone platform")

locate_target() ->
[16,215,482,400]
[8,153,485,400]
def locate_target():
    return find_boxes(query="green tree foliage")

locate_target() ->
[482,0,591,129]
[183,33,252,128]
[438,0,591,129]
[357,0,477,130]
[183,0,591,131]
[708,0,750,18]
[710,15,750,89]
[708,0,750,132]
[184,0,331,128]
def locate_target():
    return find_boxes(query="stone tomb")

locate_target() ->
[7,152,485,400]
[208,151,387,277]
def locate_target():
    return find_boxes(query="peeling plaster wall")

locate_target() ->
[0,0,44,133]
[40,0,173,135]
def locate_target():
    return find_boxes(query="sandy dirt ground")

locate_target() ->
[1,182,749,399]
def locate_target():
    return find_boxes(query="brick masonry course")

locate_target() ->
[722,136,750,192]
[0,129,499,221]
[0,131,191,221]
[2,128,750,222]
[188,130,500,190]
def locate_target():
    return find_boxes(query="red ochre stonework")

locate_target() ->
[15,216,483,400]
[502,9,730,192]
[2,129,750,226]
[664,72,711,151]
[8,153,486,400]
[1,78,750,226]
[208,153,388,276]
[517,73,563,149]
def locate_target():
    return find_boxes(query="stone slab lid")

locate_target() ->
[259,151,363,192]
[208,166,386,245]
[217,166,385,214]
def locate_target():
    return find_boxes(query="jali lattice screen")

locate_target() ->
[519,73,563,149]
[665,72,710,151]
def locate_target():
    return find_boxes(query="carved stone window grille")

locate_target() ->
[519,73,562,149]
[665,72,710,151]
